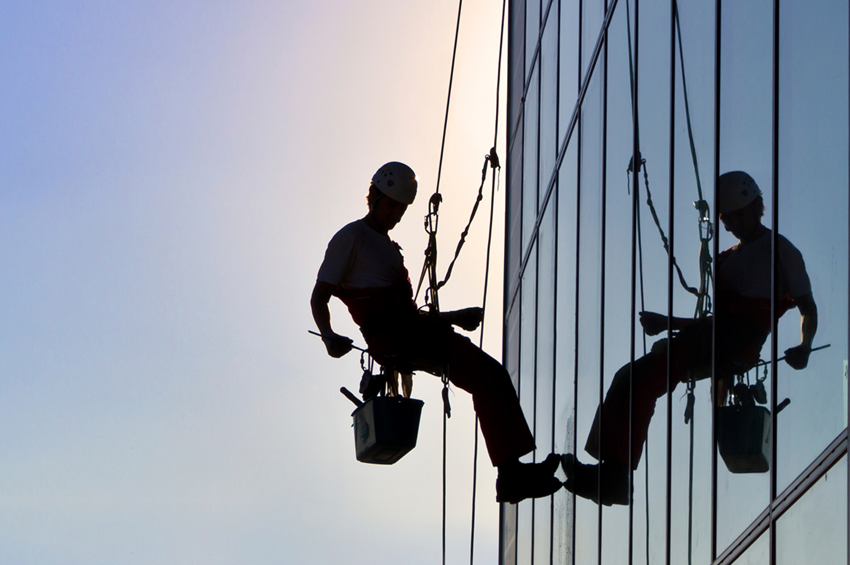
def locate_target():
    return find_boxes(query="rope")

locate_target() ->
[634,163,651,565]
[469,0,507,561]
[420,0,506,561]
[435,4,464,563]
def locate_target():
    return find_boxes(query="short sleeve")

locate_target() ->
[778,237,812,299]
[316,227,358,286]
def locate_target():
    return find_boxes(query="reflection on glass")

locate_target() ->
[565,168,817,535]
[573,66,604,565]
[717,0,774,546]
[553,155,577,565]
[534,208,556,564]
[668,1,716,562]
[601,1,638,561]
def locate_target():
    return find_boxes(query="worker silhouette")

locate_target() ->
[311,162,562,504]
[564,171,819,505]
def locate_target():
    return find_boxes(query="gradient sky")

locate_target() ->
[0,1,510,563]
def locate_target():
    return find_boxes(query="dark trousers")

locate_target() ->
[585,317,764,470]
[363,312,536,466]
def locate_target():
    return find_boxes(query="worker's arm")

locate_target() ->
[441,307,483,332]
[310,281,353,358]
[784,293,818,370]
[639,311,695,336]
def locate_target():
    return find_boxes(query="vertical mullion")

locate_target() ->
[598,6,609,563]
[531,2,543,556]
[844,1,850,561]
[571,5,585,565]
[665,2,677,565]
[710,0,721,560]
[628,0,640,564]
[768,0,781,563]
[550,1,562,562]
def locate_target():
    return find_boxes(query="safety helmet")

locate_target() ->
[717,171,762,214]
[371,162,417,205]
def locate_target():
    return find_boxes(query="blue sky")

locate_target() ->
[0,2,509,563]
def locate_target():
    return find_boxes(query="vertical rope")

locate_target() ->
[435,0,465,199]
[470,0,507,561]
[436,3,465,564]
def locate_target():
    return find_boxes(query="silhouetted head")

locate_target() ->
[718,171,765,242]
[365,162,416,232]
[717,171,764,217]
[369,162,417,206]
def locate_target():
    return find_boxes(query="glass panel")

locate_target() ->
[517,496,533,565]
[502,502,519,565]
[517,243,538,565]
[532,202,556,565]
[508,292,522,392]
[533,496,553,564]
[559,0,579,146]
[732,528,769,565]
[599,2,635,563]
[553,148,577,565]
[527,0,541,69]
[509,127,525,303]
[775,0,849,493]
[717,0,773,550]
[524,64,540,252]
[537,205,557,457]
[776,455,848,565]
[540,4,559,206]
[581,0,605,80]
[503,248,522,565]
[510,0,527,138]
[573,64,604,565]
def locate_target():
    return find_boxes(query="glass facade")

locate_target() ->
[501,0,849,563]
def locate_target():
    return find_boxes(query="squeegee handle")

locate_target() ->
[776,343,831,363]
[340,387,363,407]
[307,330,366,352]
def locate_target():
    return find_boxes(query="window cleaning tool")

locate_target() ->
[718,344,829,473]
[311,330,425,465]
[349,395,424,465]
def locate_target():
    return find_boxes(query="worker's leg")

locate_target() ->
[584,321,711,469]
[584,347,674,469]
[444,332,536,467]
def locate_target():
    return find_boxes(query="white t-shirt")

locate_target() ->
[316,219,405,290]
[719,230,811,300]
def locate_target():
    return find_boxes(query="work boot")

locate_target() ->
[495,453,563,504]
[561,453,630,506]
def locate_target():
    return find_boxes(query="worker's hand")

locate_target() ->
[783,343,811,370]
[321,331,353,358]
[639,311,667,336]
[449,307,484,332]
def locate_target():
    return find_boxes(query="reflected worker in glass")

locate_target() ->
[311,161,562,504]
[565,171,818,505]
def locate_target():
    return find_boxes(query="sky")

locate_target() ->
[0,1,511,564]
